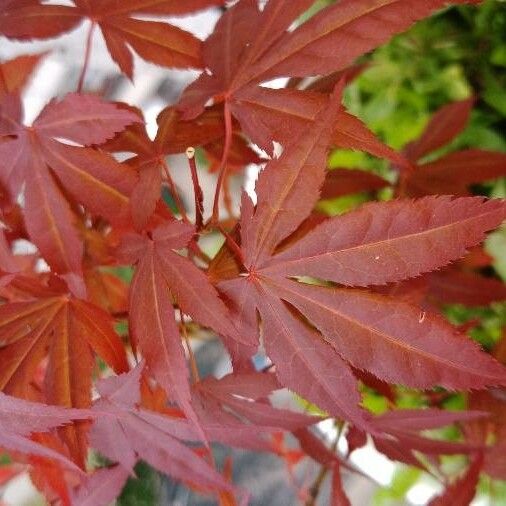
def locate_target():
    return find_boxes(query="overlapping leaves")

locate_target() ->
[0,274,128,466]
[0,0,505,504]
[215,87,506,432]
[178,0,480,154]
[0,93,138,277]
[0,0,226,78]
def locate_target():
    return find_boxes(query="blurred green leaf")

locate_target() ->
[117,462,164,506]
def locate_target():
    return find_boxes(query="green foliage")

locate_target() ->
[345,0,506,151]
[117,462,164,506]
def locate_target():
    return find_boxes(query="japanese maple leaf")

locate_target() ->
[88,365,238,500]
[327,97,506,200]
[178,0,479,158]
[0,274,128,467]
[177,0,413,165]
[402,98,506,196]
[0,0,225,79]
[118,219,253,436]
[214,87,506,431]
[136,367,315,453]
[0,53,44,99]
[0,93,139,276]
[0,391,92,473]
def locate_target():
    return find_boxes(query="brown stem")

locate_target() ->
[212,100,233,224]
[186,147,204,231]
[305,425,343,506]
[77,21,95,93]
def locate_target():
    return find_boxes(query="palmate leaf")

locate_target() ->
[177,0,420,166]
[0,93,139,276]
[118,220,252,437]
[178,0,479,163]
[0,276,128,467]
[213,87,506,430]
[330,97,506,201]
[86,365,314,503]
[0,0,225,79]
[87,365,238,500]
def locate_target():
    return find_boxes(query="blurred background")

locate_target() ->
[1,0,505,504]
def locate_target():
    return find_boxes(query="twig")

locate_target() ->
[77,21,95,93]
[212,100,233,224]
[305,423,344,506]
[186,147,204,230]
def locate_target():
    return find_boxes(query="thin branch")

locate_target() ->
[186,147,204,231]
[212,100,233,224]
[305,423,344,506]
[77,21,96,93]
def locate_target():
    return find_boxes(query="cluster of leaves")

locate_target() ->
[0,0,506,504]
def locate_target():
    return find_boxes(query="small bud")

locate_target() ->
[186,147,195,159]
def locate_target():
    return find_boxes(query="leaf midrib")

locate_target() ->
[263,204,501,277]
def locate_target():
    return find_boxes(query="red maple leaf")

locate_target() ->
[0,93,139,277]
[0,0,226,79]
[0,274,128,466]
[213,87,506,432]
